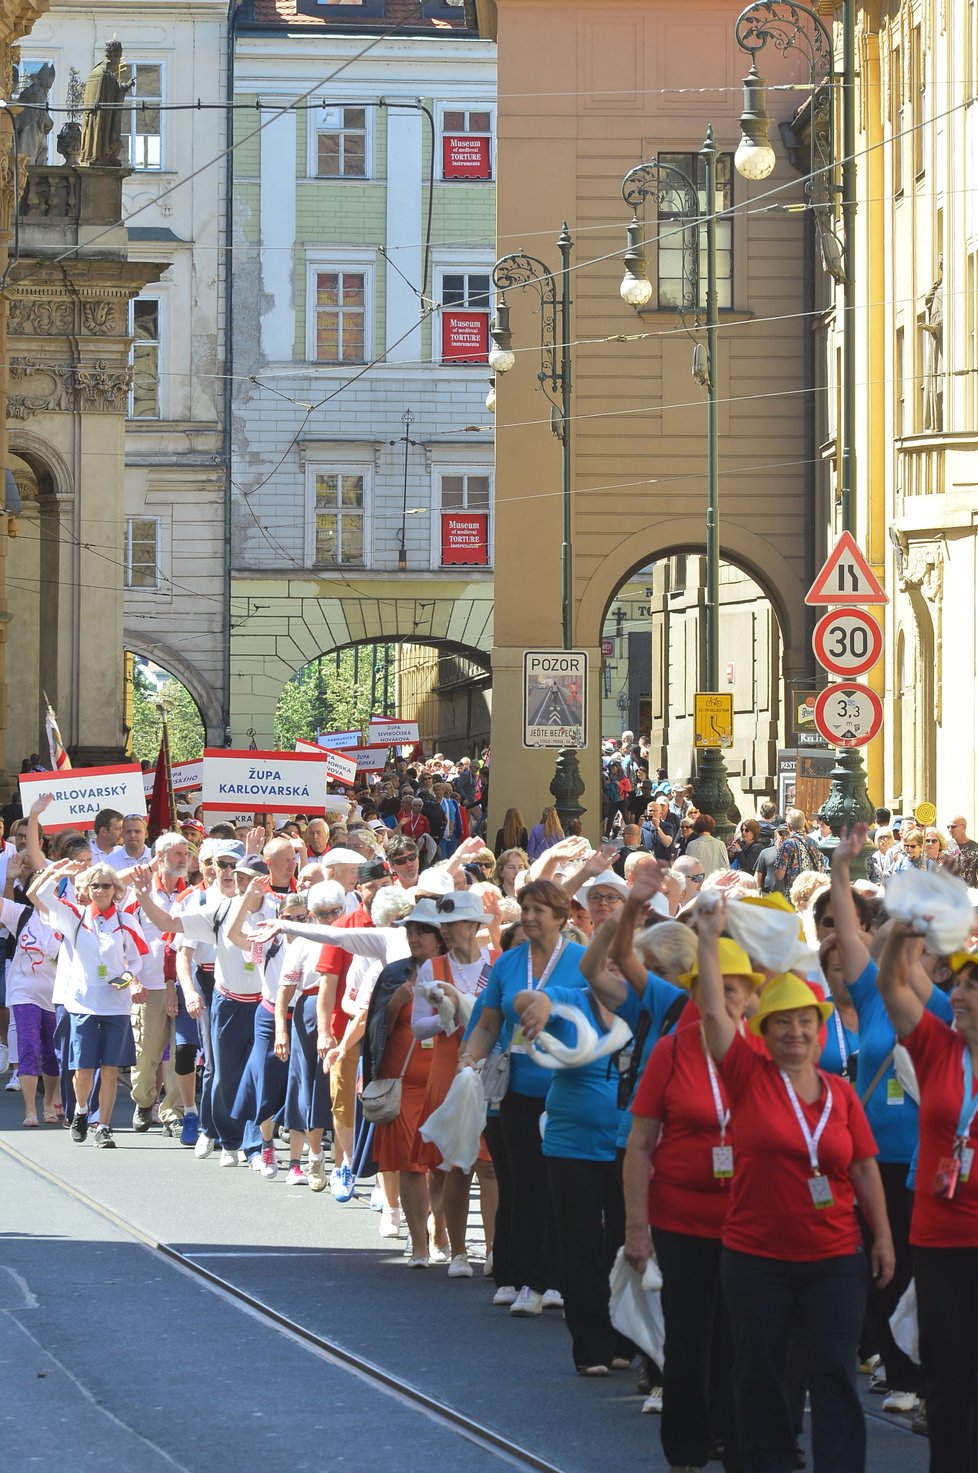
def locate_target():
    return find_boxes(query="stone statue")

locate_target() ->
[80,41,135,167]
[921,254,943,433]
[14,62,55,165]
[56,120,82,166]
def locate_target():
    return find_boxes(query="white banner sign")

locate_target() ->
[201,748,328,816]
[143,759,203,796]
[368,718,419,746]
[20,764,147,834]
[318,730,361,751]
[321,748,358,787]
[352,745,389,773]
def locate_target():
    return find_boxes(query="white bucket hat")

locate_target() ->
[397,896,446,927]
[426,890,492,925]
[575,869,630,905]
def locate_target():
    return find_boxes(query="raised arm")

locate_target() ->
[874,922,926,1039]
[609,864,668,998]
[31,859,85,926]
[830,825,873,983]
[225,877,270,952]
[580,916,628,1007]
[131,866,185,934]
[26,793,54,873]
[527,834,590,884]
[695,897,736,1062]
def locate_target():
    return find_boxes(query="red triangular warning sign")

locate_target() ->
[805,531,889,606]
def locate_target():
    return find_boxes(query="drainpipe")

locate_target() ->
[222,1,240,745]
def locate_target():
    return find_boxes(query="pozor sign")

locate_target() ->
[523,650,588,749]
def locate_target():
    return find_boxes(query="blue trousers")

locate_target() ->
[208,992,258,1152]
[721,1247,868,1473]
[234,1004,288,1159]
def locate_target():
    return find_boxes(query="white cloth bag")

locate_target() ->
[419,1067,487,1173]
[608,1248,666,1365]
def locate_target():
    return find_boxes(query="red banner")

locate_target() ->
[441,511,489,566]
[443,134,491,180]
[442,310,488,364]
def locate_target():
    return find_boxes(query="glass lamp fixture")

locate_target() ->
[487,301,516,373]
[734,63,776,180]
[619,217,654,307]
[485,378,496,414]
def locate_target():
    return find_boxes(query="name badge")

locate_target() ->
[421,1037,434,1050]
[243,960,256,973]
[961,1147,974,1183]
[886,1077,905,1105]
[712,1145,734,1179]
[97,963,109,979]
[808,1174,834,1209]
[510,1025,526,1056]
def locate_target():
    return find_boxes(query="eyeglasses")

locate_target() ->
[687,873,705,884]
[390,854,417,867]
[950,823,964,830]
[906,845,921,852]
[819,915,835,929]
[216,860,237,871]
[89,882,114,891]
[925,837,940,845]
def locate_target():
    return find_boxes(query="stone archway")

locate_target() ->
[125,640,222,742]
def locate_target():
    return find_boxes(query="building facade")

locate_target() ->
[228,0,496,751]
[837,0,978,822]
[477,0,818,838]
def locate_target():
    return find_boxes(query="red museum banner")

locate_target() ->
[441,511,489,566]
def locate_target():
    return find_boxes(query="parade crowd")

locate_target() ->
[1,732,977,1473]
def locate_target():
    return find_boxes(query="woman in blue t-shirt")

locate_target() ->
[460,879,586,1317]
[513,983,630,1375]
[831,830,953,1413]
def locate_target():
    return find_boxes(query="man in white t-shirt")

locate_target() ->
[107,814,152,873]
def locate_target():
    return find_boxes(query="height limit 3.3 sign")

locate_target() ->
[523,651,588,749]
[813,684,884,748]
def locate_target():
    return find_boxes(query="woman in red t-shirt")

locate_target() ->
[874,921,978,1473]
[624,936,763,1473]
[696,899,894,1473]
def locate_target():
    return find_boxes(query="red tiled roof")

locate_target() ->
[251,1,468,28]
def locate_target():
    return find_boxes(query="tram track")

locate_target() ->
[0,1135,568,1473]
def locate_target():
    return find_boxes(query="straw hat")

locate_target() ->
[748,973,835,1036]
[678,937,766,991]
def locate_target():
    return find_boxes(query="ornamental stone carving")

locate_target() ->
[81,299,119,335]
[8,297,73,335]
[71,358,132,412]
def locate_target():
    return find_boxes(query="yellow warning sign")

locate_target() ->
[694,692,734,749]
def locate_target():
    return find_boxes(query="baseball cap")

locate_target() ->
[211,840,245,861]
[235,856,269,876]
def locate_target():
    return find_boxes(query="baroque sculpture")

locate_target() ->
[80,41,134,167]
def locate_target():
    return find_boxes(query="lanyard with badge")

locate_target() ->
[935,1048,978,1199]
[92,910,134,988]
[705,1045,733,1179]
[511,938,564,1054]
[780,1069,835,1208]
[831,1009,850,1079]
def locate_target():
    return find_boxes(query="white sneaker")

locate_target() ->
[219,1148,242,1167]
[642,1387,663,1414]
[379,1207,401,1238]
[448,1253,474,1279]
[369,1184,385,1211]
[195,1135,215,1159]
[5,1073,20,1092]
[483,1250,494,1278]
[429,1243,451,1265]
[493,1285,518,1307]
[882,1390,918,1414]
[541,1289,564,1310]
[307,1155,328,1192]
[0,1042,8,1072]
[259,1144,278,1179]
[510,1286,543,1317]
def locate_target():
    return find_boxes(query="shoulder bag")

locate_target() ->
[361,1040,416,1125]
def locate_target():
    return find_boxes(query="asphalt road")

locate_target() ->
[0,1082,930,1473]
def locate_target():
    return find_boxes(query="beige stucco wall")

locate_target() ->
[488,0,812,840]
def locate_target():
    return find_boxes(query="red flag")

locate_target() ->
[146,719,177,843]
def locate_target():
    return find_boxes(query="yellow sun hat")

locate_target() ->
[948,951,978,975]
[748,973,835,1036]
[739,893,796,915]
[679,937,766,991]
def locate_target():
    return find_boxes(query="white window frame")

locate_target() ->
[120,59,165,172]
[127,295,163,420]
[307,101,374,180]
[124,515,162,590]
[435,264,493,365]
[430,463,493,569]
[305,251,374,364]
[305,462,371,569]
[436,102,495,183]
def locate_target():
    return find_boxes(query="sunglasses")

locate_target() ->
[435,896,457,913]
[390,855,417,867]
[687,873,705,884]
[89,882,114,891]
[216,860,237,871]
[925,837,940,845]
[819,915,835,928]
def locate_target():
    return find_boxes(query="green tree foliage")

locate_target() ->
[131,671,205,764]
[274,647,396,751]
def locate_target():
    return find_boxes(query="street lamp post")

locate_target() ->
[490,226,585,829]
[619,131,734,841]
[733,1,873,870]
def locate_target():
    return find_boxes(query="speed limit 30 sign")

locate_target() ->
[812,609,883,678]
[813,683,884,748]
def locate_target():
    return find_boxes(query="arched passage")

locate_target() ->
[124,651,207,764]
[271,636,492,758]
